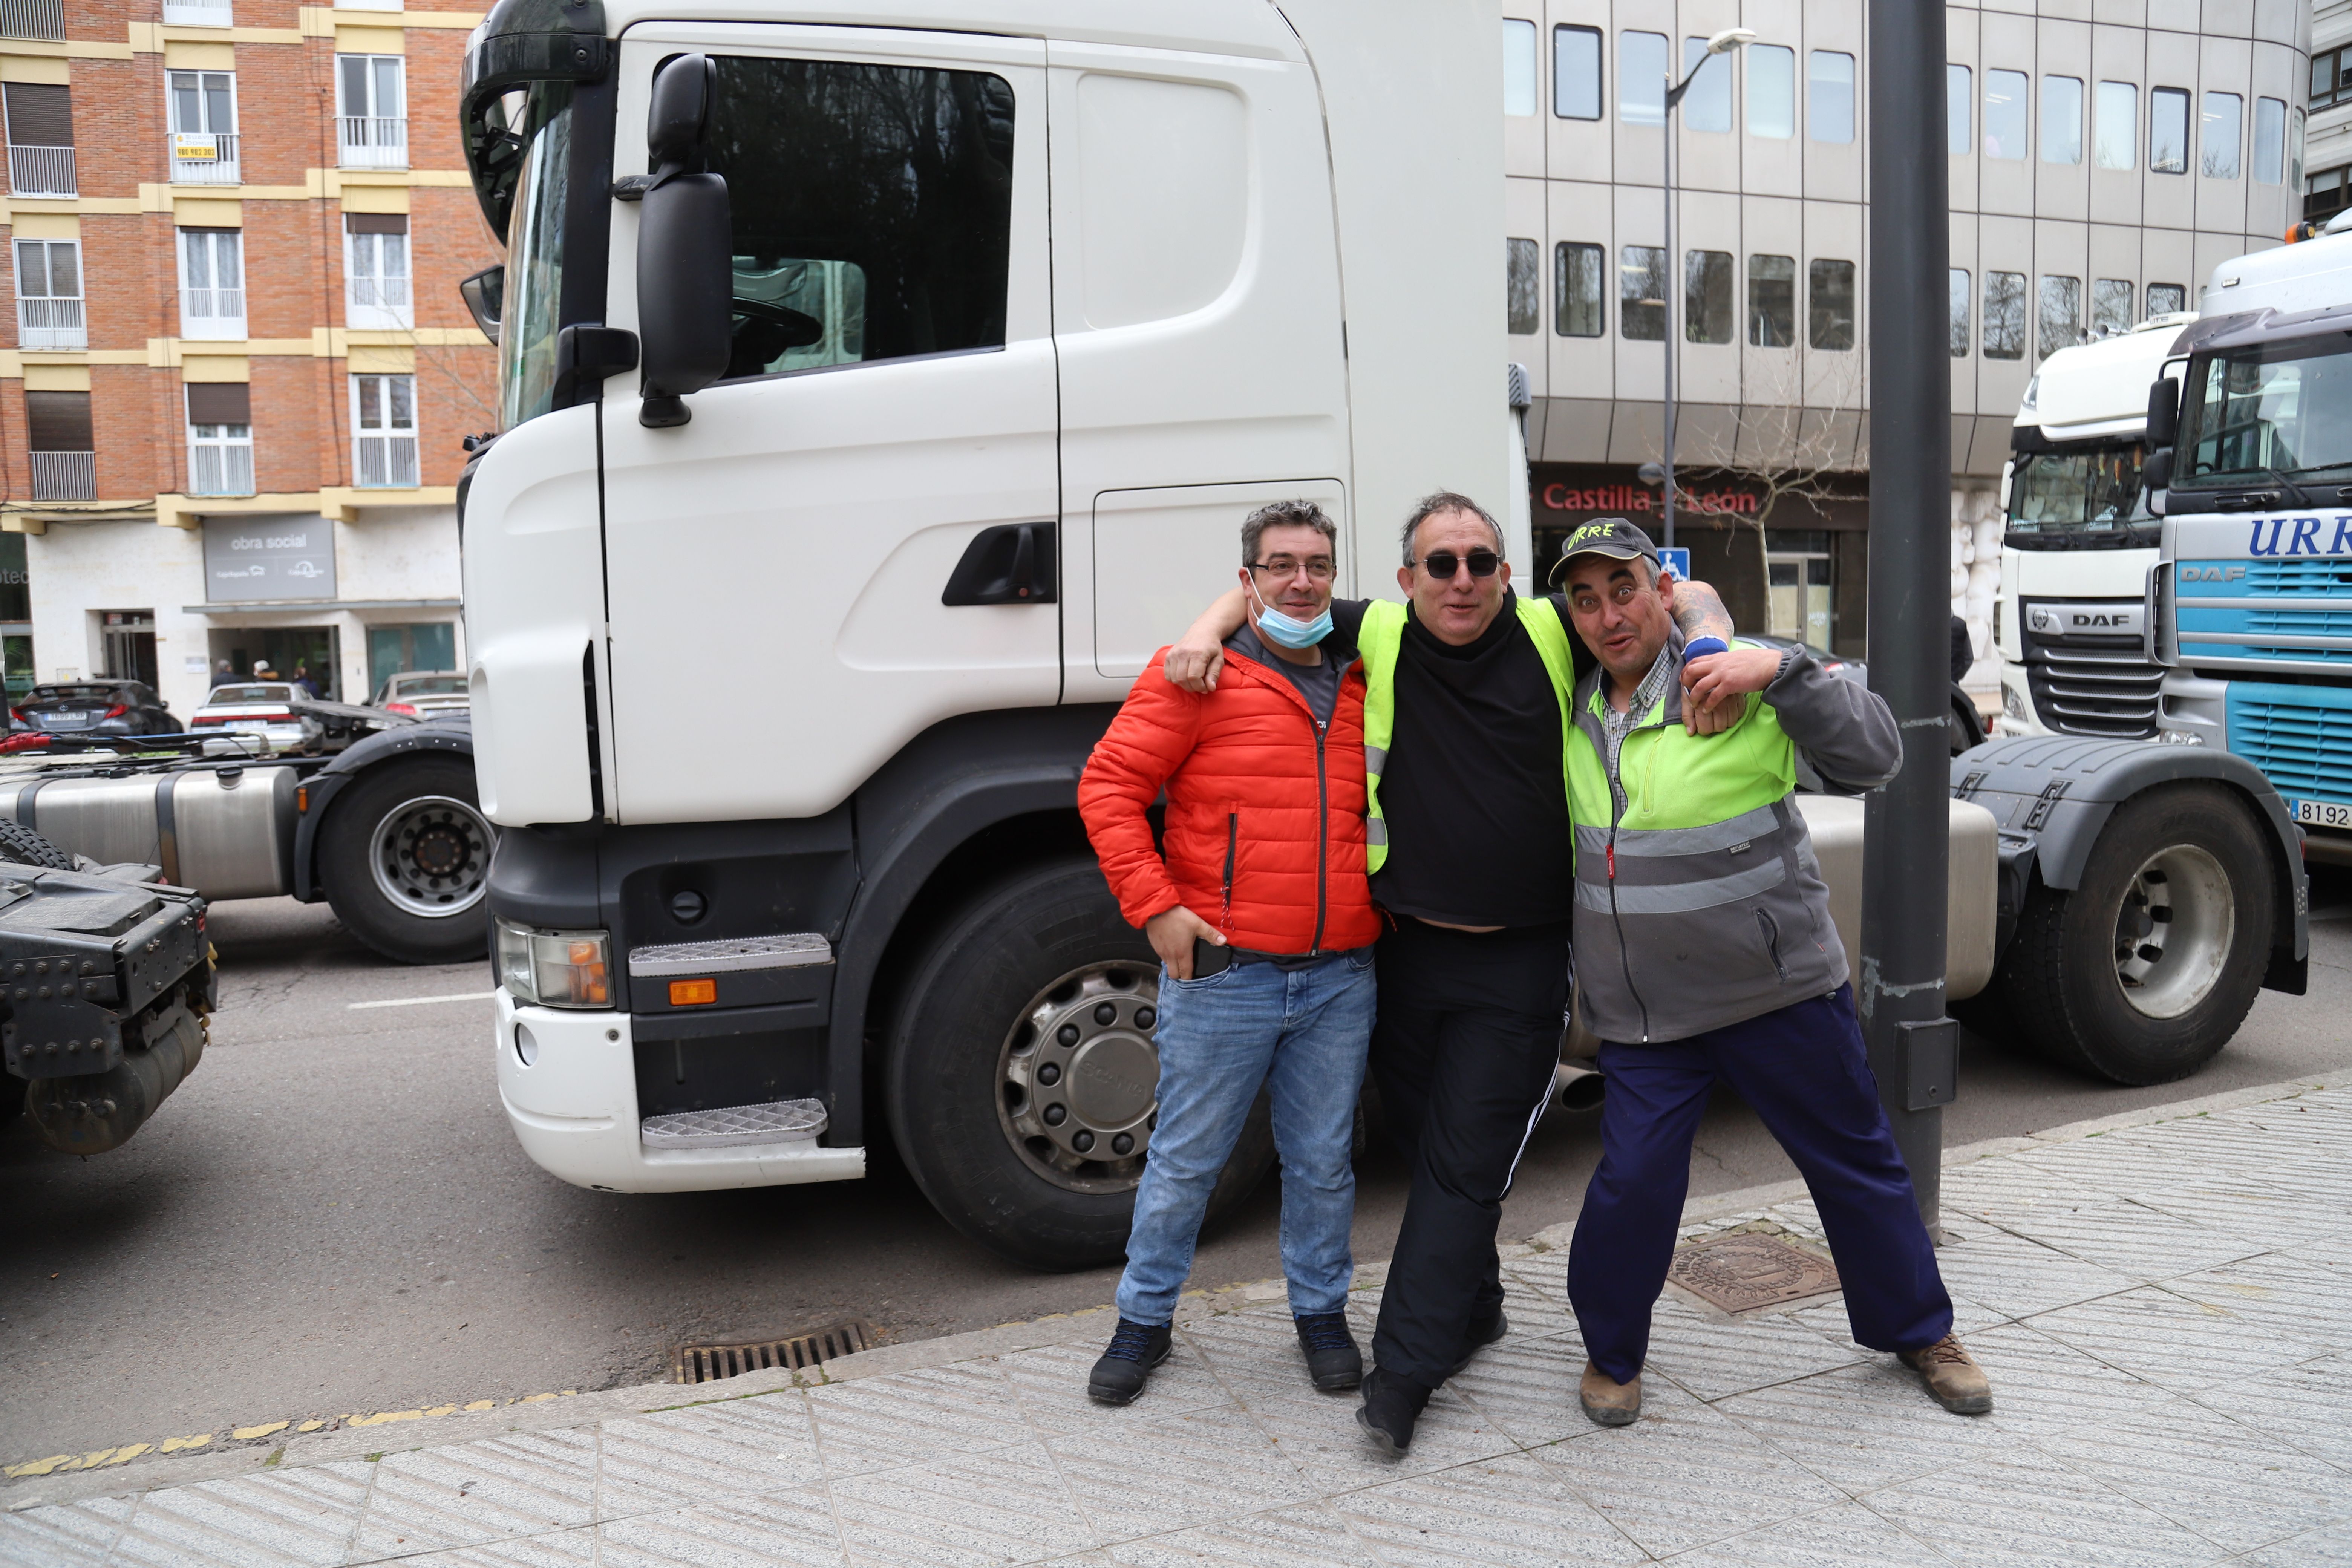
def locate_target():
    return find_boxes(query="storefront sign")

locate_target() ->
[1541,479,1759,517]
[202,516,338,602]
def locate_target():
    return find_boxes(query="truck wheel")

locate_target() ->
[318,757,496,965]
[0,818,73,871]
[883,856,1277,1270]
[2000,783,2273,1085]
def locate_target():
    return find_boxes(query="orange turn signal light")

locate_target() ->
[669,977,717,1007]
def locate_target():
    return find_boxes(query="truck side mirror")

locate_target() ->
[2143,447,2174,492]
[637,54,732,428]
[458,265,504,346]
[2145,376,2180,447]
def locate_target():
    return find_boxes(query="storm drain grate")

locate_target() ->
[1666,1231,1842,1314]
[672,1319,877,1384]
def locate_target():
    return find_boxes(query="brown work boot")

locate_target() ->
[1898,1334,1993,1415]
[1579,1360,1642,1427]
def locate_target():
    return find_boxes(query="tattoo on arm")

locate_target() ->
[1671,580,1734,643]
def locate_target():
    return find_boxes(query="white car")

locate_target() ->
[370,670,470,720]
[188,682,321,755]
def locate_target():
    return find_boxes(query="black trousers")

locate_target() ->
[1367,917,1570,1389]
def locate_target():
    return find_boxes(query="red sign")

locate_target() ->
[1540,481,1757,516]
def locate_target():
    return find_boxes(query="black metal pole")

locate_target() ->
[1860,0,1952,1227]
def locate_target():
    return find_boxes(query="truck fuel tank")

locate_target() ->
[1795,795,2000,1002]
[2,765,298,900]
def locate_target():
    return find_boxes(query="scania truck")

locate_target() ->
[459,0,2309,1268]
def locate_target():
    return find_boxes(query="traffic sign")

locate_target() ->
[1658,547,1691,582]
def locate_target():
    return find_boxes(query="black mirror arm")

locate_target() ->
[553,324,640,407]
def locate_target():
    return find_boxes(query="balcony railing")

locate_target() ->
[355,433,419,488]
[338,117,407,170]
[181,289,247,338]
[349,274,412,312]
[161,0,233,22]
[29,451,94,502]
[189,443,255,498]
[17,297,84,351]
[0,0,64,42]
[8,145,74,198]
[170,132,239,185]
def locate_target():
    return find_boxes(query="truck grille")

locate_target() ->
[2228,690,2352,805]
[2023,643,2164,738]
[2245,560,2352,593]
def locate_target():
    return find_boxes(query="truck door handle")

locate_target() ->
[942,522,1057,605]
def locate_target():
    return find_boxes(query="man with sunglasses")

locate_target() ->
[1163,493,1736,1454]
[1078,500,1380,1406]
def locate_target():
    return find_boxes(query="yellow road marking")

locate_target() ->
[230,1423,288,1441]
[158,1436,211,1454]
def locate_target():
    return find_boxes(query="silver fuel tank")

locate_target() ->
[1,765,298,900]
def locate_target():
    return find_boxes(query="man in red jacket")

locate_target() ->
[1077,499,1382,1406]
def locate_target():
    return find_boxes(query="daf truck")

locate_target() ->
[459,0,2310,1268]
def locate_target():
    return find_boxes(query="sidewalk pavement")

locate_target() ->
[4,1075,2348,1568]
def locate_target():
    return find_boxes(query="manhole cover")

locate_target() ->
[673,1318,877,1384]
[1666,1231,1841,1314]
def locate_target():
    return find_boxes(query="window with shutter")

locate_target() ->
[4,82,75,197]
[345,213,412,327]
[26,389,92,501]
[185,384,254,497]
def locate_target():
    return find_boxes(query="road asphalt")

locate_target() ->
[3,870,2347,1467]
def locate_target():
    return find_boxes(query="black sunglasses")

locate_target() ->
[1416,548,1501,580]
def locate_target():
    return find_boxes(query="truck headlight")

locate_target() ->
[495,918,611,1008]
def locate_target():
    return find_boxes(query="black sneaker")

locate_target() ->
[1450,1309,1509,1376]
[1294,1311,1363,1392]
[1355,1366,1430,1456]
[1086,1318,1173,1406]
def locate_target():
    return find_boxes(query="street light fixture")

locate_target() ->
[1652,26,1755,551]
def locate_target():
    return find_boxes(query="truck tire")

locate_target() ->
[0,818,74,871]
[1999,782,2273,1085]
[883,856,1277,1270]
[317,756,496,965]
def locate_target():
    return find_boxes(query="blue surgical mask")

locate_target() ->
[1249,579,1333,649]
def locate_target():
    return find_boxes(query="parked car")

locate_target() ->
[11,678,181,737]
[370,670,470,719]
[189,682,322,754]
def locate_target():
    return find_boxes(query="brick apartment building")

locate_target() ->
[0,0,494,715]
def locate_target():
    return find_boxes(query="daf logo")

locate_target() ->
[2029,603,2143,637]
[2179,565,2248,582]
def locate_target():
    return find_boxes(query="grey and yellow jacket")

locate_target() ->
[1566,633,1901,1043]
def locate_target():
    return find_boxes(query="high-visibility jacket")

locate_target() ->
[1565,633,1902,1044]
[1357,596,1579,873]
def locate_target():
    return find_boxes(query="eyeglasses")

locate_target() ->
[1249,557,1336,582]
[1415,548,1501,580]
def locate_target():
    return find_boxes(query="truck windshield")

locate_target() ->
[2179,336,2352,488]
[497,83,573,430]
[2006,444,2149,544]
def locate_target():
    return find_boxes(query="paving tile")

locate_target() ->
[108,1464,372,1568]
[1714,1359,2010,1494]
[1177,1314,1322,1406]
[348,1429,598,1560]
[381,1530,600,1568]
[1661,1498,1962,1567]
[2007,1135,2222,1198]
[1917,1225,2145,1323]
[1638,1300,1868,1403]
[830,1444,1092,1568]
[1862,1443,2226,1568]
[597,1488,847,1568]
[0,1494,133,1568]
[804,1362,1035,1480]
[2182,1352,2352,1470]
[2034,1397,2352,1556]
[1938,1160,2107,1222]
[2129,1178,2352,1248]
[1246,1384,1518,1491]
[1000,1339,1235,1440]
[1982,1199,2266,1285]
[2154,1253,2352,1352]
[1043,1404,1317,1542]
[1956,1323,2174,1439]
[1527,1379,1844,1556]
[1445,1333,1598,1448]
[1331,1450,1645,1565]
[1100,1501,1367,1567]
[2023,1286,2331,1394]
[1790,1292,2005,1350]
[2242,1527,2352,1566]
[596,1395,827,1519]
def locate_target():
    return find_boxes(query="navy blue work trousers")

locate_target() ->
[1565,984,1954,1384]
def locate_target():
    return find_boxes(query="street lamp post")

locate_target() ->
[1651,28,1753,551]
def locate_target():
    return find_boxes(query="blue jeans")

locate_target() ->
[1115,948,1377,1326]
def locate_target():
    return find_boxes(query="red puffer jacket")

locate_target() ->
[1079,646,1378,955]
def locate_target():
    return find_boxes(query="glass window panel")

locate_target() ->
[2095,81,2136,170]
[2092,278,2133,336]
[1750,254,1796,347]
[1620,32,1667,126]
[1503,20,1537,117]
[2041,76,2082,164]
[389,375,414,427]
[1555,241,1604,336]
[1946,64,1970,155]
[1949,268,1971,357]
[499,84,573,429]
[1984,271,2026,359]
[47,240,74,296]
[205,72,233,133]
[2151,87,2189,174]
[1681,38,1731,134]
[1808,51,1854,144]
[170,72,199,132]
[2147,282,2187,317]
[2037,274,2082,361]
[338,55,368,116]
[1685,250,1733,343]
[2254,97,2286,184]
[2202,92,2240,179]
[373,57,403,119]
[382,233,407,278]
[181,231,211,291]
[1620,245,1666,340]
[15,239,45,298]
[1555,26,1601,119]
[1751,46,1795,138]
[1984,69,2028,159]
[2293,107,2305,190]
[1507,237,1539,334]
[357,376,381,428]
[2314,51,2336,110]
[1809,257,1855,350]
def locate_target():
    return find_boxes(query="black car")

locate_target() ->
[12,679,182,737]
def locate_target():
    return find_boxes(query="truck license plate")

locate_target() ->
[2298,799,2352,830]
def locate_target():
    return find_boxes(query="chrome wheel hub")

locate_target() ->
[998,962,1159,1194]
[2112,844,2233,1019]
[369,794,495,920]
